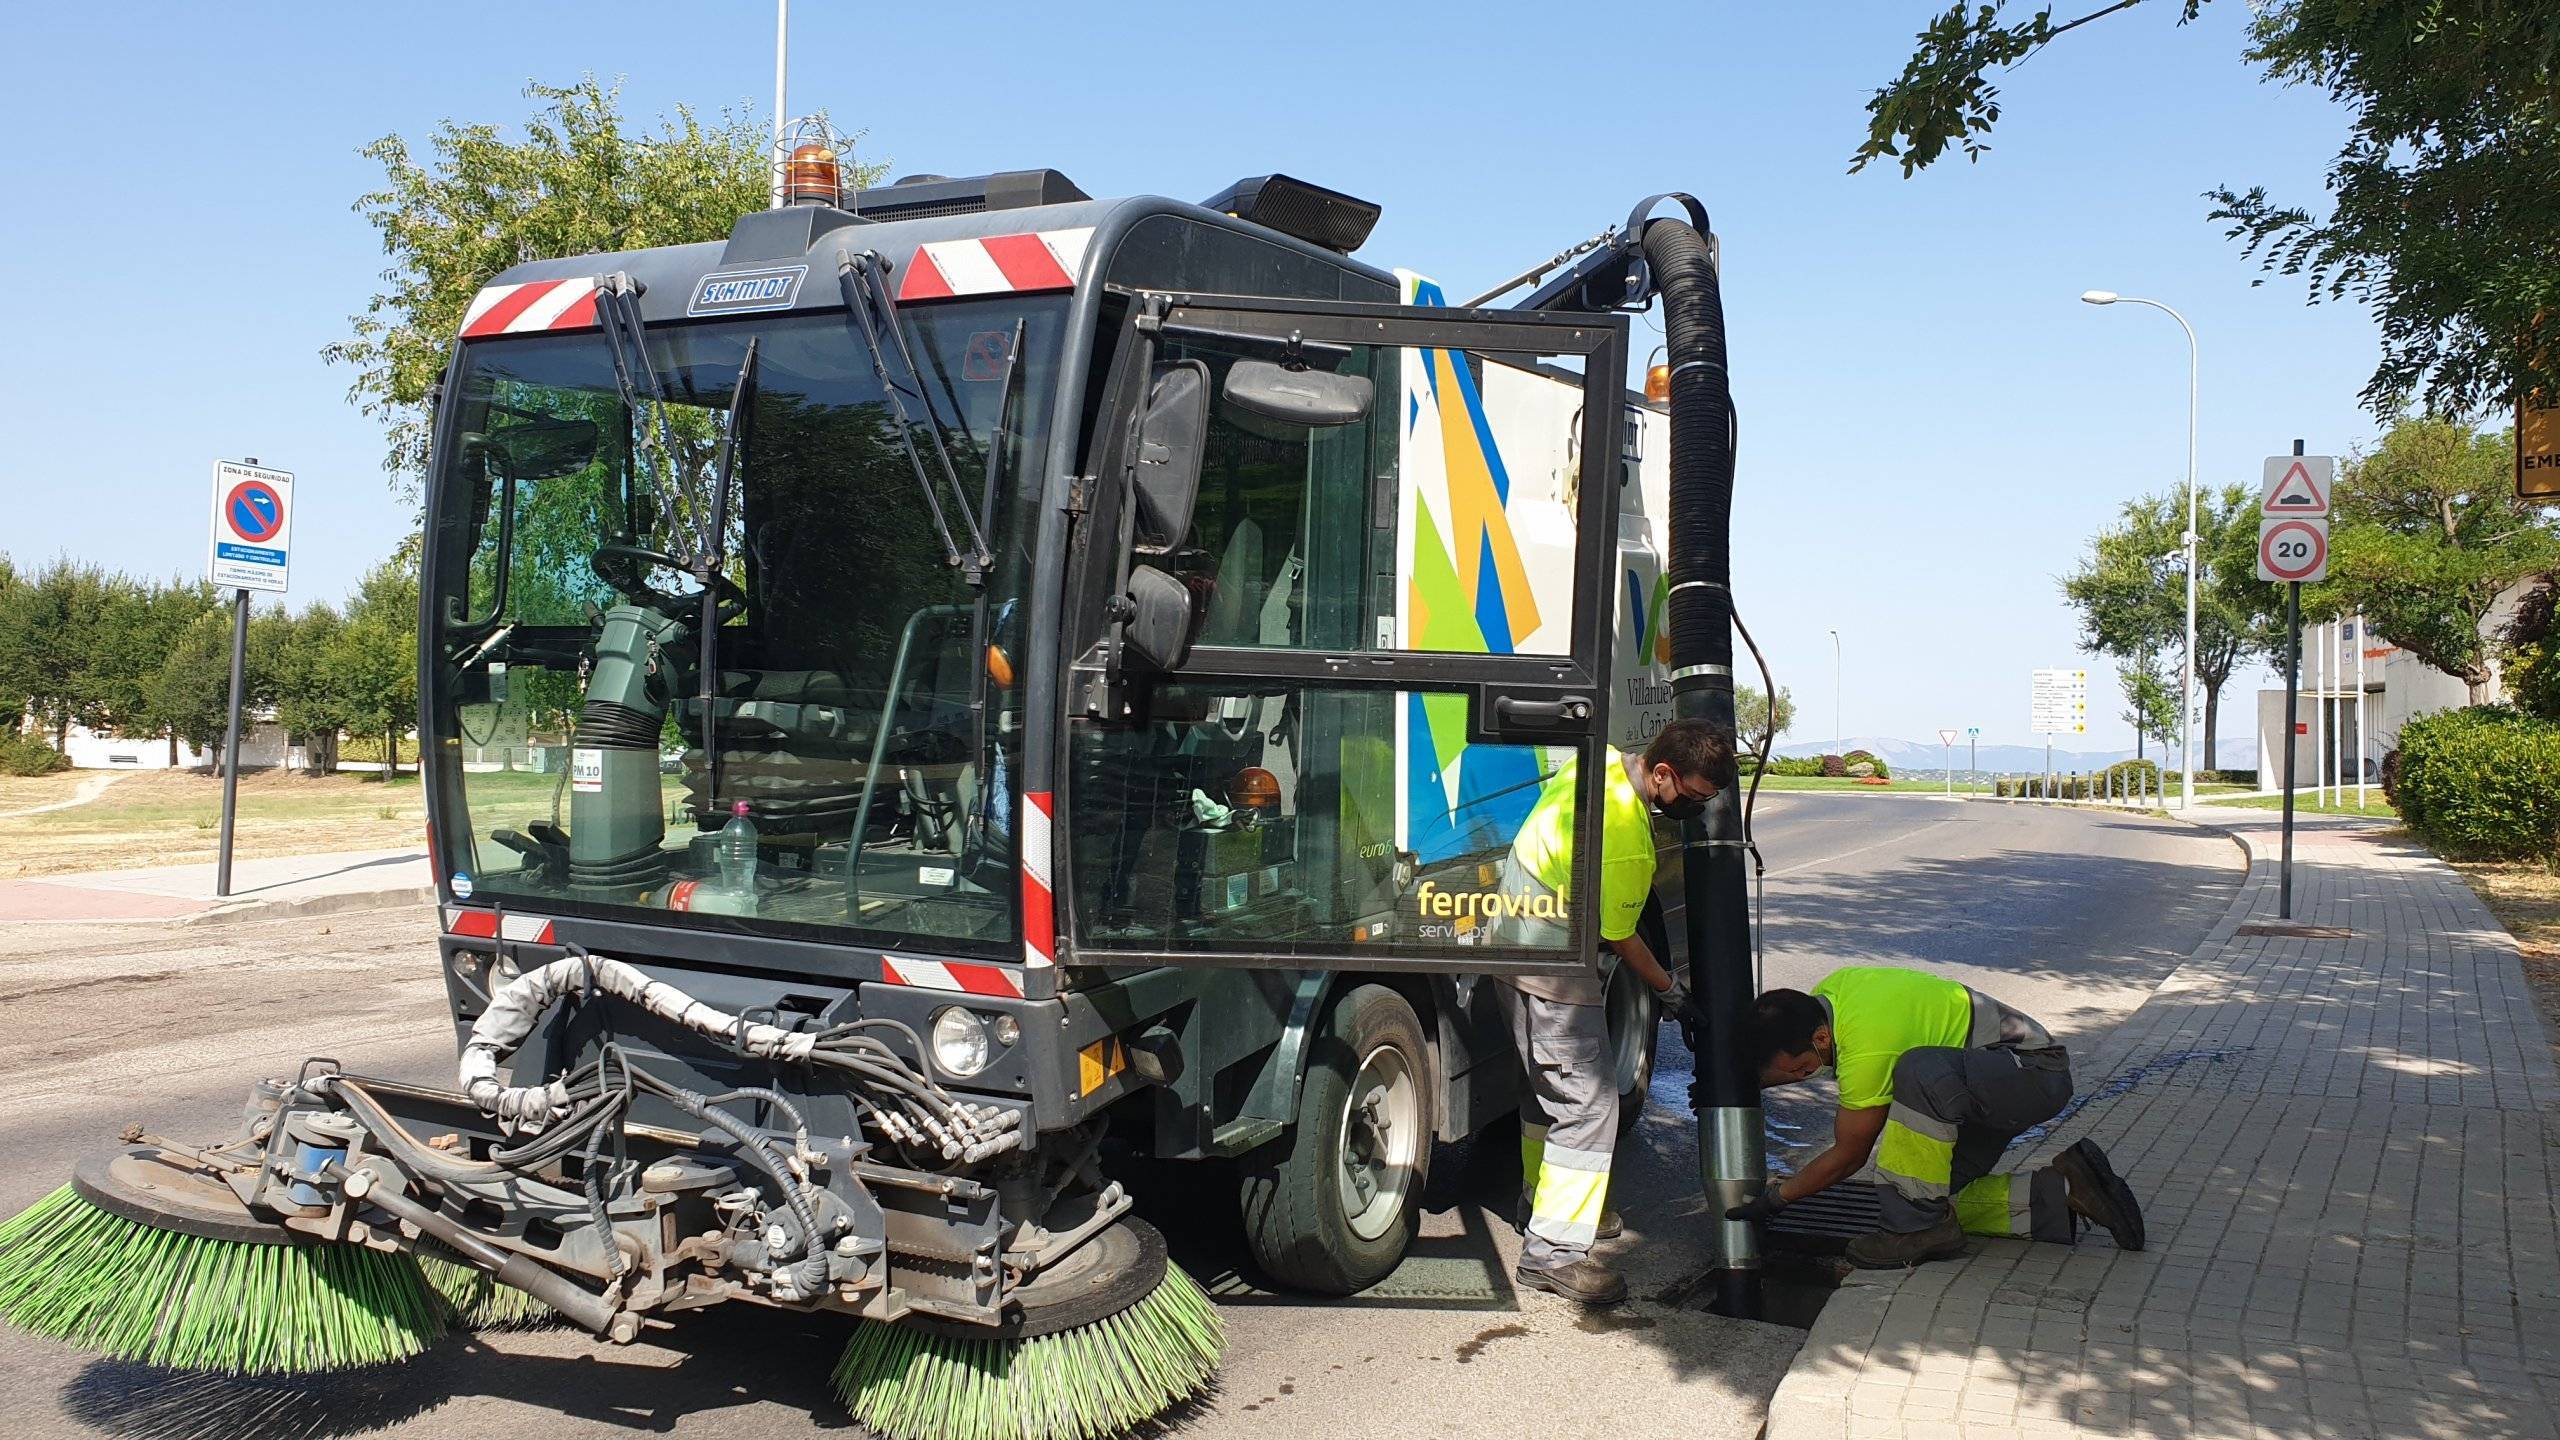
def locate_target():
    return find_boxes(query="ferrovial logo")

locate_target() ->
[1416,880,1569,922]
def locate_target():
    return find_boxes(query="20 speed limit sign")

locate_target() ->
[2258,517,2328,583]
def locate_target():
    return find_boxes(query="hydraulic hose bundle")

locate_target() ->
[1640,211,1767,1315]
[460,949,1026,1164]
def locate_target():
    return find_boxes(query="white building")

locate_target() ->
[59,719,290,771]
[2253,581,2535,791]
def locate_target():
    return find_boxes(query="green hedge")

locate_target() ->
[2393,705,2560,860]
[1843,749,1890,779]
[0,734,68,776]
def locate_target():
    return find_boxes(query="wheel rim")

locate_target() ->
[1604,962,1658,1101]
[1335,1040,1420,1242]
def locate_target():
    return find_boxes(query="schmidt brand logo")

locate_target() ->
[689,265,807,316]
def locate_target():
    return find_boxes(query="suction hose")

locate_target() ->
[1641,213,1764,1317]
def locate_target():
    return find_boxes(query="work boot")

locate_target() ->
[2053,1139,2146,1251]
[1516,1258,1628,1306]
[1844,1213,1967,1270]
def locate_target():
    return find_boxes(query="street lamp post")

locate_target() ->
[1829,628,1842,755]
[2083,290,2199,812]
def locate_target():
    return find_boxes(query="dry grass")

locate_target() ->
[0,770,428,878]
[0,772,90,813]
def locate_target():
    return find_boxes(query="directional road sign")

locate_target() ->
[2258,517,2329,583]
[2031,668,2089,735]
[207,460,293,593]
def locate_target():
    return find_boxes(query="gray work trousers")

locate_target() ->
[1874,1045,2076,1243]
[1496,985,1616,1270]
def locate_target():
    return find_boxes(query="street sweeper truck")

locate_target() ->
[0,140,1765,1440]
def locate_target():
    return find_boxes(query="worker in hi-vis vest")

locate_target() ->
[1489,718,1730,1305]
[1729,966,2147,1268]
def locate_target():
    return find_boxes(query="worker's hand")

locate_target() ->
[1654,970,1688,1018]
[1724,1178,1789,1224]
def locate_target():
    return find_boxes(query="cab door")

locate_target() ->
[1059,294,1631,979]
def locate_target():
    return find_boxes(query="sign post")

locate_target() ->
[1938,728,1960,797]
[2030,670,2087,798]
[206,459,294,898]
[1967,727,1978,792]
[2355,610,2368,810]
[2258,443,2330,918]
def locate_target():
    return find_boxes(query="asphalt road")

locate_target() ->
[0,796,2241,1440]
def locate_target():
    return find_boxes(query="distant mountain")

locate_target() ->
[1771,733,2257,774]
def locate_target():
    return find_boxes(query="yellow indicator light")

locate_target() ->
[1645,363,1673,405]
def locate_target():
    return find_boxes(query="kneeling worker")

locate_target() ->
[1728,966,2145,1268]
[1493,719,1730,1306]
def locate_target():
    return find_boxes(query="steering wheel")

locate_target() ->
[592,543,748,620]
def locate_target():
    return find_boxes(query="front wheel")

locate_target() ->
[1238,984,1431,1295]
[1602,957,1662,1138]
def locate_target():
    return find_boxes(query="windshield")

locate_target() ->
[426,298,1067,954]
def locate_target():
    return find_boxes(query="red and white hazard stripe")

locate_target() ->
[461,278,601,338]
[441,907,558,945]
[1020,791,1056,968]
[898,229,1093,303]
[878,956,1025,998]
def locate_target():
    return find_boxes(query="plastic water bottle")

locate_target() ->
[717,801,759,895]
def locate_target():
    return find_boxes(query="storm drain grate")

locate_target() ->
[2238,923,2353,938]
[1767,1185,1883,1255]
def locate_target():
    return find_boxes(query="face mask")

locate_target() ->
[1655,789,1708,821]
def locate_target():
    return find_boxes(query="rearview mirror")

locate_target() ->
[1224,360,1373,428]
[1118,564,1196,674]
[1130,362,1209,549]
[470,418,601,481]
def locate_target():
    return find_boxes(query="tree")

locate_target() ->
[1861,3,2560,418]
[0,555,27,733]
[2061,483,2283,768]
[2317,418,2560,701]
[264,603,350,775]
[2116,648,2180,760]
[93,577,218,763]
[330,559,421,779]
[328,79,878,495]
[1735,684,1796,754]
[149,610,243,764]
[0,558,111,748]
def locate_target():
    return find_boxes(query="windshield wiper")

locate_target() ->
[594,272,707,566]
[695,335,760,814]
[835,249,992,585]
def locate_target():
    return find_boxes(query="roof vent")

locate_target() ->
[851,169,1089,223]
[1202,174,1381,254]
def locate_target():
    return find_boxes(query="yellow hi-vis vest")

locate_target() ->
[1510,747,1657,944]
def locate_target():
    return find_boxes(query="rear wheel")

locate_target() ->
[1238,984,1430,1295]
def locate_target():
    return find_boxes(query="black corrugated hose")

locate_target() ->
[1641,215,1764,1315]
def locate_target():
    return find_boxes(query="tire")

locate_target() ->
[1602,958,1662,1139]
[1238,983,1432,1296]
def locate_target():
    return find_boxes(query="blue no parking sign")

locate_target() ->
[207,460,293,593]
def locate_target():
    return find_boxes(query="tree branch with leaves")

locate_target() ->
[1862,2,2560,418]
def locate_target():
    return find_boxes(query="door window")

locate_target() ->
[1064,299,1630,975]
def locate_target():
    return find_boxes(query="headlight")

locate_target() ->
[932,1007,992,1077]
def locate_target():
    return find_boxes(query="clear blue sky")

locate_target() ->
[0,2,2379,756]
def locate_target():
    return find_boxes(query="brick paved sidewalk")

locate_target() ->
[1765,810,2560,1440]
